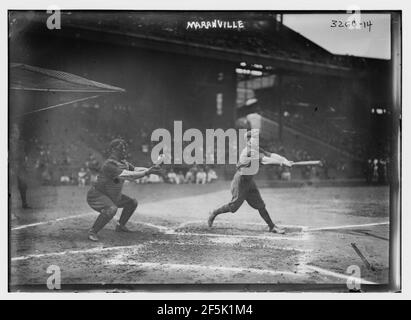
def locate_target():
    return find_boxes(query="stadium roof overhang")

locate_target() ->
[16,11,365,79]
[10,63,125,117]
[41,24,362,79]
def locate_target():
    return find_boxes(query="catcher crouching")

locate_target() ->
[86,139,161,241]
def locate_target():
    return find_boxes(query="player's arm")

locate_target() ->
[258,147,291,166]
[237,147,273,170]
[102,160,155,181]
[261,152,292,167]
[118,168,153,180]
[124,155,165,174]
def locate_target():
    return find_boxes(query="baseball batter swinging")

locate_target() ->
[208,130,292,234]
[86,138,160,241]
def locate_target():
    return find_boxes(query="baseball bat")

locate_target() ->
[289,160,322,167]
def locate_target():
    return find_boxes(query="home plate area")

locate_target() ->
[10,185,389,288]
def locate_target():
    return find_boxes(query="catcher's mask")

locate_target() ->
[109,138,128,160]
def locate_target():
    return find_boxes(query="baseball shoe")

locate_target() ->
[115,223,132,233]
[208,211,217,228]
[88,230,99,242]
[269,225,285,234]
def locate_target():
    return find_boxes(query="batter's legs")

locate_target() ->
[208,204,232,227]
[257,207,274,229]
[257,208,285,234]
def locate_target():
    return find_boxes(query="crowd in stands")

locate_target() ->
[261,138,327,181]
[135,165,218,185]
[258,109,368,161]
[23,137,76,186]
[28,141,102,187]
[17,90,390,186]
[21,117,221,187]
[22,119,341,186]
[21,126,387,185]
[364,157,390,185]
[260,131,390,184]
[277,113,367,160]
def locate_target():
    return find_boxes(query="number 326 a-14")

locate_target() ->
[330,19,372,32]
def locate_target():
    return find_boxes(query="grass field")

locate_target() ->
[9,181,390,291]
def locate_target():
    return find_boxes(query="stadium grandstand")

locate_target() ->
[9,11,391,185]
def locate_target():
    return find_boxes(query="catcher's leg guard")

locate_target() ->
[119,198,138,227]
[90,206,117,234]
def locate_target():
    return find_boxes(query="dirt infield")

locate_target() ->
[9,182,389,290]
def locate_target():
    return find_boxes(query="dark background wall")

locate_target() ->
[10,28,238,133]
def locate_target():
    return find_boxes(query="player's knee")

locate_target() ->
[248,199,265,211]
[229,201,242,213]
[250,202,266,210]
[102,206,118,219]
[256,204,266,211]
[129,198,138,210]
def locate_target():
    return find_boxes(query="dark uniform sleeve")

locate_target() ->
[102,160,124,180]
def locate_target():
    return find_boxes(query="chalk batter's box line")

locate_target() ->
[303,265,377,285]
[175,220,307,230]
[11,213,389,241]
[306,222,389,232]
[11,213,94,231]
[11,218,381,285]
[11,237,310,262]
[11,242,377,285]
[11,214,305,241]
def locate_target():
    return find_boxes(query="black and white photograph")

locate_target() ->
[7,7,402,294]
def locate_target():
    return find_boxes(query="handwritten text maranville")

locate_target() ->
[186,20,245,30]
